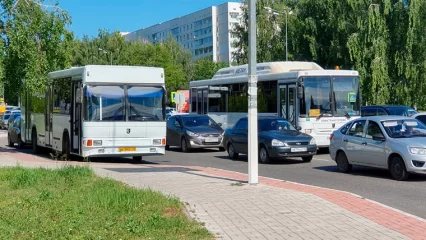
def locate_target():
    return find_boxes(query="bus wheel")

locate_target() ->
[62,134,70,160]
[32,129,40,154]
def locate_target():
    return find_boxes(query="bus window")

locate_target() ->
[85,85,125,121]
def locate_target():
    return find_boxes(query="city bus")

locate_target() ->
[21,65,167,161]
[189,61,361,148]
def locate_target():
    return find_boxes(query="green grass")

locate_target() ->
[0,166,213,240]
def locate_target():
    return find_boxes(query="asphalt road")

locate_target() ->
[2,131,426,220]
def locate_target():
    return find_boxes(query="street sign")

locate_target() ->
[170,92,177,103]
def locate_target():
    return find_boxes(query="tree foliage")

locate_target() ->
[1,0,73,105]
[232,0,426,107]
[192,57,228,80]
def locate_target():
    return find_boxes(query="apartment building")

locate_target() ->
[124,2,242,64]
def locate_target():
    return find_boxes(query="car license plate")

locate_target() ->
[118,147,136,152]
[205,137,219,143]
[291,147,307,152]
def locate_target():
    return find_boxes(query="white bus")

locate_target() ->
[20,65,167,161]
[189,61,361,148]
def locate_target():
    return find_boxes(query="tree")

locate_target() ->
[192,57,228,80]
[1,0,73,105]
[231,0,289,64]
[71,31,191,96]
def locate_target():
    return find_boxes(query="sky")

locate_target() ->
[59,0,241,39]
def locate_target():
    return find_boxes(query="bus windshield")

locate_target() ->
[300,76,360,118]
[85,85,165,122]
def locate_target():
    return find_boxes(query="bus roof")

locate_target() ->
[190,61,359,87]
[212,61,324,79]
[48,65,165,85]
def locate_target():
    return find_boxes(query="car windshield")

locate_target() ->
[3,114,10,120]
[181,116,217,127]
[381,119,426,138]
[258,119,297,132]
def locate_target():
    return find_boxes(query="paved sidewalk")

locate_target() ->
[1,149,426,240]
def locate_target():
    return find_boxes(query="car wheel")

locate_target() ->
[302,156,313,162]
[7,134,13,147]
[181,138,190,153]
[336,151,352,173]
[259,145,271,164]
[389,155,409,181]
[218,147,225,152]
[227,143,239,160]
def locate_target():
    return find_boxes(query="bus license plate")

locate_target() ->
[291,147,307,152]
[119,147,136,152]
[205,137,219,143]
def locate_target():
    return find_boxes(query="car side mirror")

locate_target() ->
[296,126,302,131]
[217,123,222,127]
[372,133,385,141]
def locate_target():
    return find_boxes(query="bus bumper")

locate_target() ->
[82,146,166,158]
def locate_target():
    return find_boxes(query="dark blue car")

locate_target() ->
[222,116,317,163]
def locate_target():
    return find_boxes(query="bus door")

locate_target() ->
[278,84,297,125]
[45,87,53,146]
[193,87,208,115]
[71,82,82,154]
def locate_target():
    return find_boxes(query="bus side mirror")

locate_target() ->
[76,88,83,104]
[297,86,303,99]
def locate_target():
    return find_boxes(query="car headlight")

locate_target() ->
[271,139,286,146]
[409,147,426,155]
[309,138,316,145]
[187,131,199,137]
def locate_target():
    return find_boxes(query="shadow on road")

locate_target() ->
[166,146,225,153]
[214,154,310,165]
[314,165,426,182]
[0,143,170,165]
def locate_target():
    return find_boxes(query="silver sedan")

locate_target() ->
[329,116,426,181]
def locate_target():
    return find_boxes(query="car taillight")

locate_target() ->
[330,133,334,141]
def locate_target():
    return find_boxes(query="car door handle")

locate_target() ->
[343,139,348,142]
[362,142,367,145]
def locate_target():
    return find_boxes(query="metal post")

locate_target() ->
[248,0,258,185]
[285,10,288,61]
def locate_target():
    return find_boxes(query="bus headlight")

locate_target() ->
[93,140,102,146]
[153,139,166,146]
